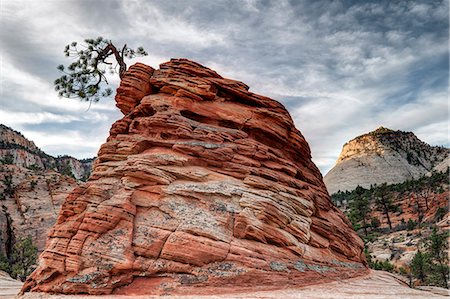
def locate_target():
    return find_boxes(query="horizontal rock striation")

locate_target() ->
[22,59,367,295]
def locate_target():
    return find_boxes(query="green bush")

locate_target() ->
[30,180,37,190]
[1,174,15,197]
[407,219,416,231]
[0,236,38,281]
[364,247,395,272]
[26,164,42,171]
[369,258,395,272]
[0,253,11,273]
[435,207,447,222]
[371,217,380,229]
[58,162,75,179]
[1,154,14,165]
[410,228,449,288]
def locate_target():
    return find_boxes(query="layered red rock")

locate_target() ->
[22,59,367,295]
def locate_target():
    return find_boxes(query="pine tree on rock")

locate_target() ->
[54,37,148,103]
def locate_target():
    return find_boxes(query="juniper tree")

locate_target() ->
[54,37,147,103]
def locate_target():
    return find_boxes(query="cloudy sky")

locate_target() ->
[0,0,448,174]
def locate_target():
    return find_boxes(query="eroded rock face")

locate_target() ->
[22,59,367,295]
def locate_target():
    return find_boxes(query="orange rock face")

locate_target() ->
[22,59,367,295]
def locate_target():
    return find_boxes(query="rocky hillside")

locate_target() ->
[0,125,93,181]
[0,125,94,267]
[22,59,368,296]
[0,164,77,254]
[332,169,449,287]
[324,127,449,194]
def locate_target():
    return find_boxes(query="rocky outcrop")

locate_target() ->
[0,125,93,180]
[324,127,449,194]
[22,59,367,296]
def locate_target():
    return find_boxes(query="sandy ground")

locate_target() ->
[1,271,448,299]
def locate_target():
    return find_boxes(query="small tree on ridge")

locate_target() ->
[54,37,147,103]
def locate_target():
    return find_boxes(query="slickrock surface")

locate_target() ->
[14,271,449,298]
[22,59,367,296]
[324,127,449,194]
[0,270,23,299]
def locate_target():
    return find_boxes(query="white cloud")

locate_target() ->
[120,3,226,47]
[0,111,78,125]
[0,0,447,174]
[22,129,104,159]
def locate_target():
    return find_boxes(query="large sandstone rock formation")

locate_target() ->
[22,59,367,295]
[324,127,449,194]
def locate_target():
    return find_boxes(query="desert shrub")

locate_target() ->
[1,174,14,197]
[1,154,14,165]
[30,180,37,190]
[27,164,42,171]
[58,162,75,178]
[371,217,380,229]
[364,247,395,272]
[369,258,395,272]
[362,232,381,244]
[407,219,416,231]
[434,207,447,222]
[0,253,11,273]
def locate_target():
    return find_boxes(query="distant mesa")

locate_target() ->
[324,126,449,194]
[21,59,368,295]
